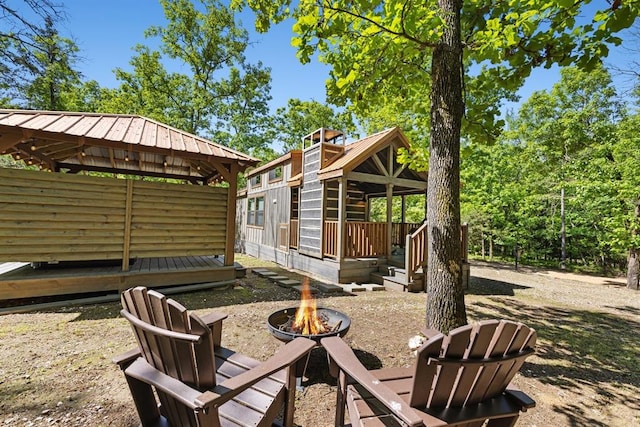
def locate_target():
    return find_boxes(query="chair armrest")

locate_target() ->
[112,347,141,369]
[200,311,228,326]
[212,337,315,404]
[505,386,536,410]
[321,336,425,427]
[124,357,219,410]
[420,328,441,339]
[200,311,227,347]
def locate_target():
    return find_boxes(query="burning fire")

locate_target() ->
[292,278,330,335]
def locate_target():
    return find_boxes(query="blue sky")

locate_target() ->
[59,0,636,115]
[60,0,329,111]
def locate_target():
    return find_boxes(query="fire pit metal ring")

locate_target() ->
[267,307,351,344]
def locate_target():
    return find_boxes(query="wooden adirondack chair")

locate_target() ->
[113,286,315,427]
[322,319,536,427]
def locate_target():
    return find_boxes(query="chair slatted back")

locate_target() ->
[121,287,218,426]
[410,320,536,410]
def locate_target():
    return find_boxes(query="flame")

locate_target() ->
[293,278,327,335]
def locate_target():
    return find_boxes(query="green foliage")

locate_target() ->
[109,0,273,155]
[238,0,637,151]
[369,195,425,223]
[0,154,26,169]
[271,99,356,151]
[611,112,640,251]
[0,2,83,110]
[462,66,633,271]
[21,18,82,110]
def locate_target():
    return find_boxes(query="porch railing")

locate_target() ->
[278,224,288,250]
[344,222,388,258]
[323,220,339,257]
[321,221,468,268]
[289,219,299,249]
[322,221,389,258]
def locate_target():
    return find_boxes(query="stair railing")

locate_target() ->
[405,221,428,284]
[404,222,469,286]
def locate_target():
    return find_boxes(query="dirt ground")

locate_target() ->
[0,256,638,426]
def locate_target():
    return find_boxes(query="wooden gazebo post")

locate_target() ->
[224,164,239,267]
[386,183,393,257]
[337,177,347,260]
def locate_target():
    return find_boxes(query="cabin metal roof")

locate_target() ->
[317,127,402,179]
[316,126,427,197]
[246,150,302,177]
[0,109,259,183]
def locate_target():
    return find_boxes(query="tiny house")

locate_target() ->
[236,127,469,289]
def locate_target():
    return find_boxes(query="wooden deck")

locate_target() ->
[0,255,236,302]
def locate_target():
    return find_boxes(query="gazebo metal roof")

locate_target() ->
[0,109,259,183]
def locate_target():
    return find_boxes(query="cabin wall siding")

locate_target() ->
[238,161,293,249]
[262,186,290,248]
[298,145,323,257]
[0,168,227,262]
[240,239,381,284]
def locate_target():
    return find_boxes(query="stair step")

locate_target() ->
[293,285,318,294]
[393,268,408,281]
[377,265,397,275]
[341,283,367,293]
[276,279,301,288]
[361,284,386,291]
[315,282,343,293]
[381,275,407,292]
[387,258,405,268]
[369,272,385,285]
[252,269,278,277]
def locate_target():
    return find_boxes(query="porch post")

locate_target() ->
[401,195,406,226]
[365,196,370,222]
[224,164,239,266]
[386,183,393,256]
[337,177,346,260]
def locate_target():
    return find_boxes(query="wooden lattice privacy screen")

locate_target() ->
[0,168,227,270]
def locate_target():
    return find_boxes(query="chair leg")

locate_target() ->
[124,374,162,426]
[283,366,297,427]
[335,371,348,427]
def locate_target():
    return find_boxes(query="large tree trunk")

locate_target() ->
[627,196,640,290]
[425,0,467,333]
[627,249,639,290]
[561,187,566,269]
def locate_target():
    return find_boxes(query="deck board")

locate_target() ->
[0,256,236,301]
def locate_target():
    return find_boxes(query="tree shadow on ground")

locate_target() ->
[29,267,356,322]
[466,276,531,296]
[468,299,640,426]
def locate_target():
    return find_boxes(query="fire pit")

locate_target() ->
[267,280,350,344]
[267,306,351,343]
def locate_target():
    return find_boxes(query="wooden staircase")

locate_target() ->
[369,263,425,292]
[368,223,469,292]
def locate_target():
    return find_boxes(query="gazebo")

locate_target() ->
[0,109,258,302]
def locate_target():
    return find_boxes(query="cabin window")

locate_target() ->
[247,196,265,226]
[269,166,283,182]
[250,174,262,188]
